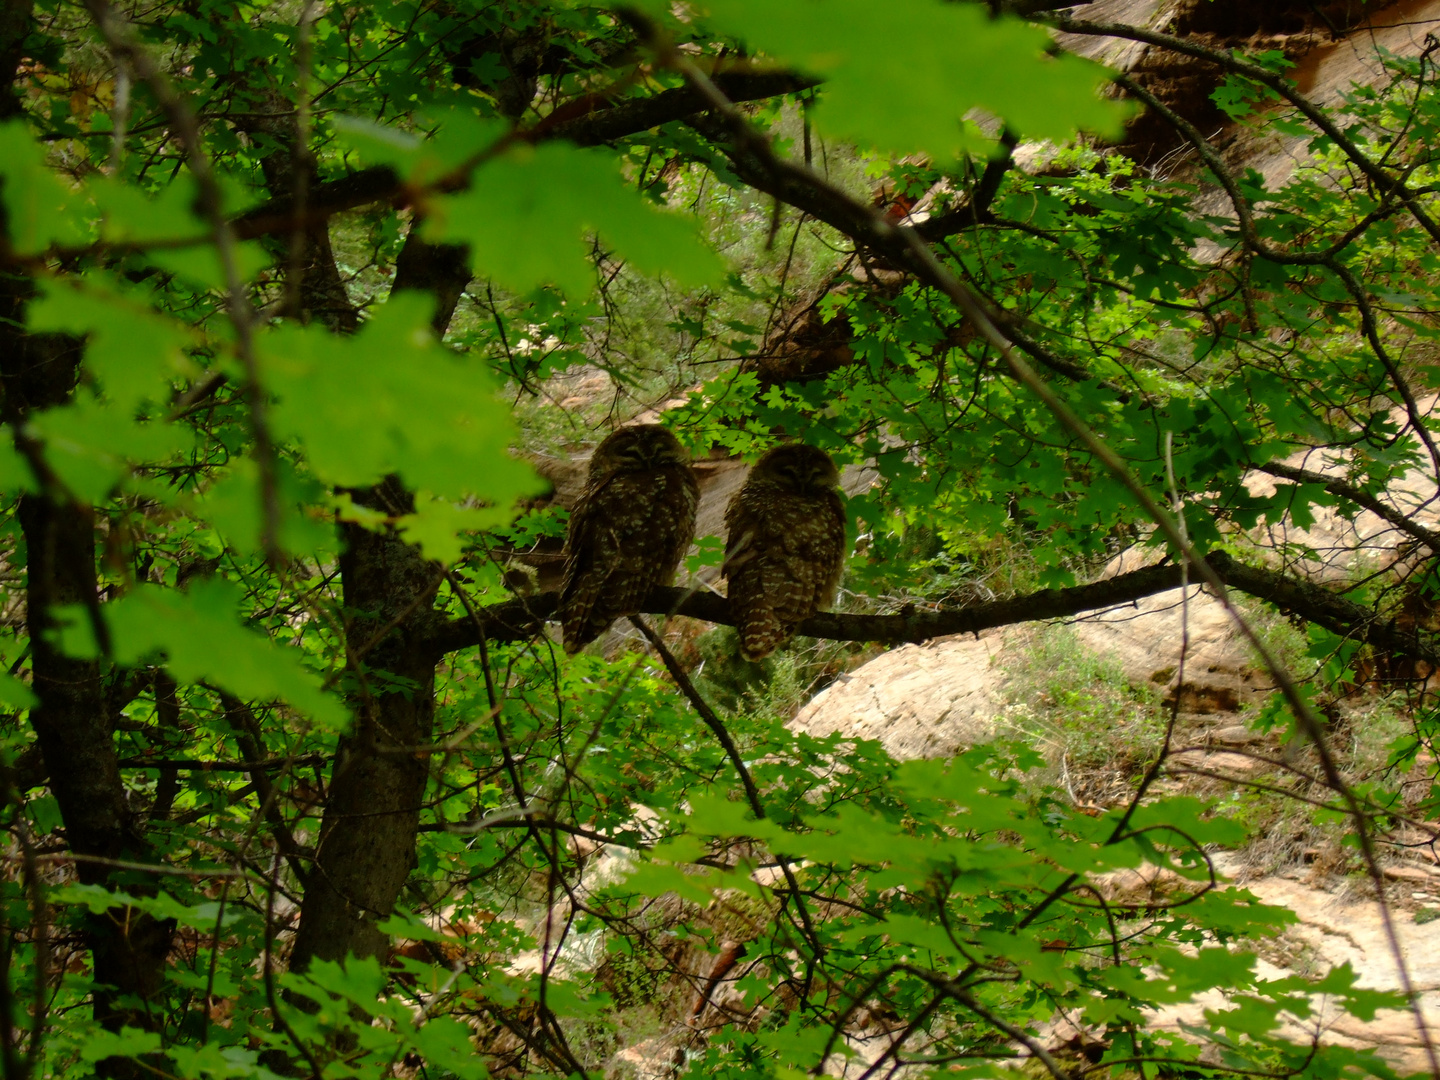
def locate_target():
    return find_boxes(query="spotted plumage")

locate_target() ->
[559,425,699,654]
[723,444,847,662]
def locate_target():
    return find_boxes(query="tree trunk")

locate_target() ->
[285,226,470,971]
[1,11,175,1052]
[287,478,442,970]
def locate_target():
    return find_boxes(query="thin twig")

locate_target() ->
[262,851,324,1080]
[627,616,825,993]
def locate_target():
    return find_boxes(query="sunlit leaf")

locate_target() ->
[701,0,1126,155]
[89,579,347,729]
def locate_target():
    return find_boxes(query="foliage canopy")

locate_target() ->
[0,2,1439,1079]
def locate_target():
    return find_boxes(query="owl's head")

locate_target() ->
[588,424,690,476]
[750,444,841,495]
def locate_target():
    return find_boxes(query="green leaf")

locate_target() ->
[77,1027,163,1065]
[0,670,36,710]
[296,955,387,1011]
[621,861,727,904]
[395,494,511,564]
[28,274,200,409]
[686,533,725,574]
[0,120,88,253]
[166,1042,289,1080]
[331,112,490,185]
[146,239,273,294]
[98,578,347,729]
[52,884,238,930]
[198,460,338,558]
[87,173,205,245]
[408,1017,488,1080]
[262,294,542,554]
[427,141,725,293]
[27,394,197,504]
[0,436,36,496]
[702,0,1126,155]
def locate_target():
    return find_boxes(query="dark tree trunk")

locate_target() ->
[280,216,471,970]
[0,5,174,1048]
[287,477,443,970]
[0,0,31,122]
[232,57,474,976]
[15,493,172,1032]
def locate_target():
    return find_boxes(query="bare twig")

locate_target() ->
[628,616,825,997]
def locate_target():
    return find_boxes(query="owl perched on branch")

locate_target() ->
[723,444,847,661]
[559,425,699,654]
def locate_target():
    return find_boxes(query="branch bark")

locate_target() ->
[428,551,1440,666]
[0,270,173,1045]
[231,71,818,241]
[1256,460,1440,553]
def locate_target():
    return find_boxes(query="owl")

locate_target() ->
[723,444,847,662]
[559,424,699,654]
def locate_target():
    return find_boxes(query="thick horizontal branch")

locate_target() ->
[1216,557,1438,662]
[544,71,818,147]
[232,71,817,240]
[1257,461,1440,553]
[426,551,1440,665]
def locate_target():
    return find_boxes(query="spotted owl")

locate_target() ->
[723,444,847,662]
[559,425,699,654]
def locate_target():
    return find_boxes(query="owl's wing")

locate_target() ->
[806,491,848,603]
[559,487,599,603]
[560,478,625,652]
[722,522,758,575]
[722,490,760,576]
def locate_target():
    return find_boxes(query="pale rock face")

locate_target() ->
[1071,548,1263,713]
[790,634,1005,759]
[1146,856,1440,1073]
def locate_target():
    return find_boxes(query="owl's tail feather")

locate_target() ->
[562,605,613,655]
[738,610,792,662]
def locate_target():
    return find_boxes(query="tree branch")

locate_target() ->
[1256,460,1440,553]
[231,71,817,240]
[428,551,1440,666]
[914,126,1018,240]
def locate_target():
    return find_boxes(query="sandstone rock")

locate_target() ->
[1146,859,1440,1072]
[789,634,1005,760]
[1071,549,1265,712]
